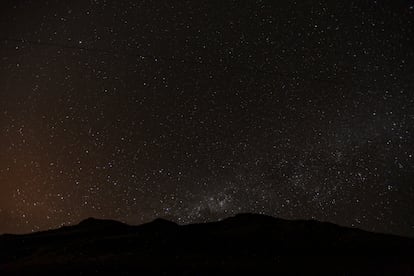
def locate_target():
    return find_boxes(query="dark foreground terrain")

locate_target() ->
[0,214,413,275]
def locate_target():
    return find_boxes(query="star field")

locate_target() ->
[0,0,413,236]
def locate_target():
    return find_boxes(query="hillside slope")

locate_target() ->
[0,214,413,275]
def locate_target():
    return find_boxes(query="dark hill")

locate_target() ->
[0,214,413,275]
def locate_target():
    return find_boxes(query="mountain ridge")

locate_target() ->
[0,213,412,274]
[2,213,410,239]
[0,213,412,245]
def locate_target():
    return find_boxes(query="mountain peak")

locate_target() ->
[78,217,100,225]
[222,213,286,224]
[77,217,126,228]
[151,218,177,225]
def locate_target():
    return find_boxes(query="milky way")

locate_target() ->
[0,0,413,236]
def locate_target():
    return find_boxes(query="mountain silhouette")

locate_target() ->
[0,214,413,275]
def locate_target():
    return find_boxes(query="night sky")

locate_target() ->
[0,0,413,236]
